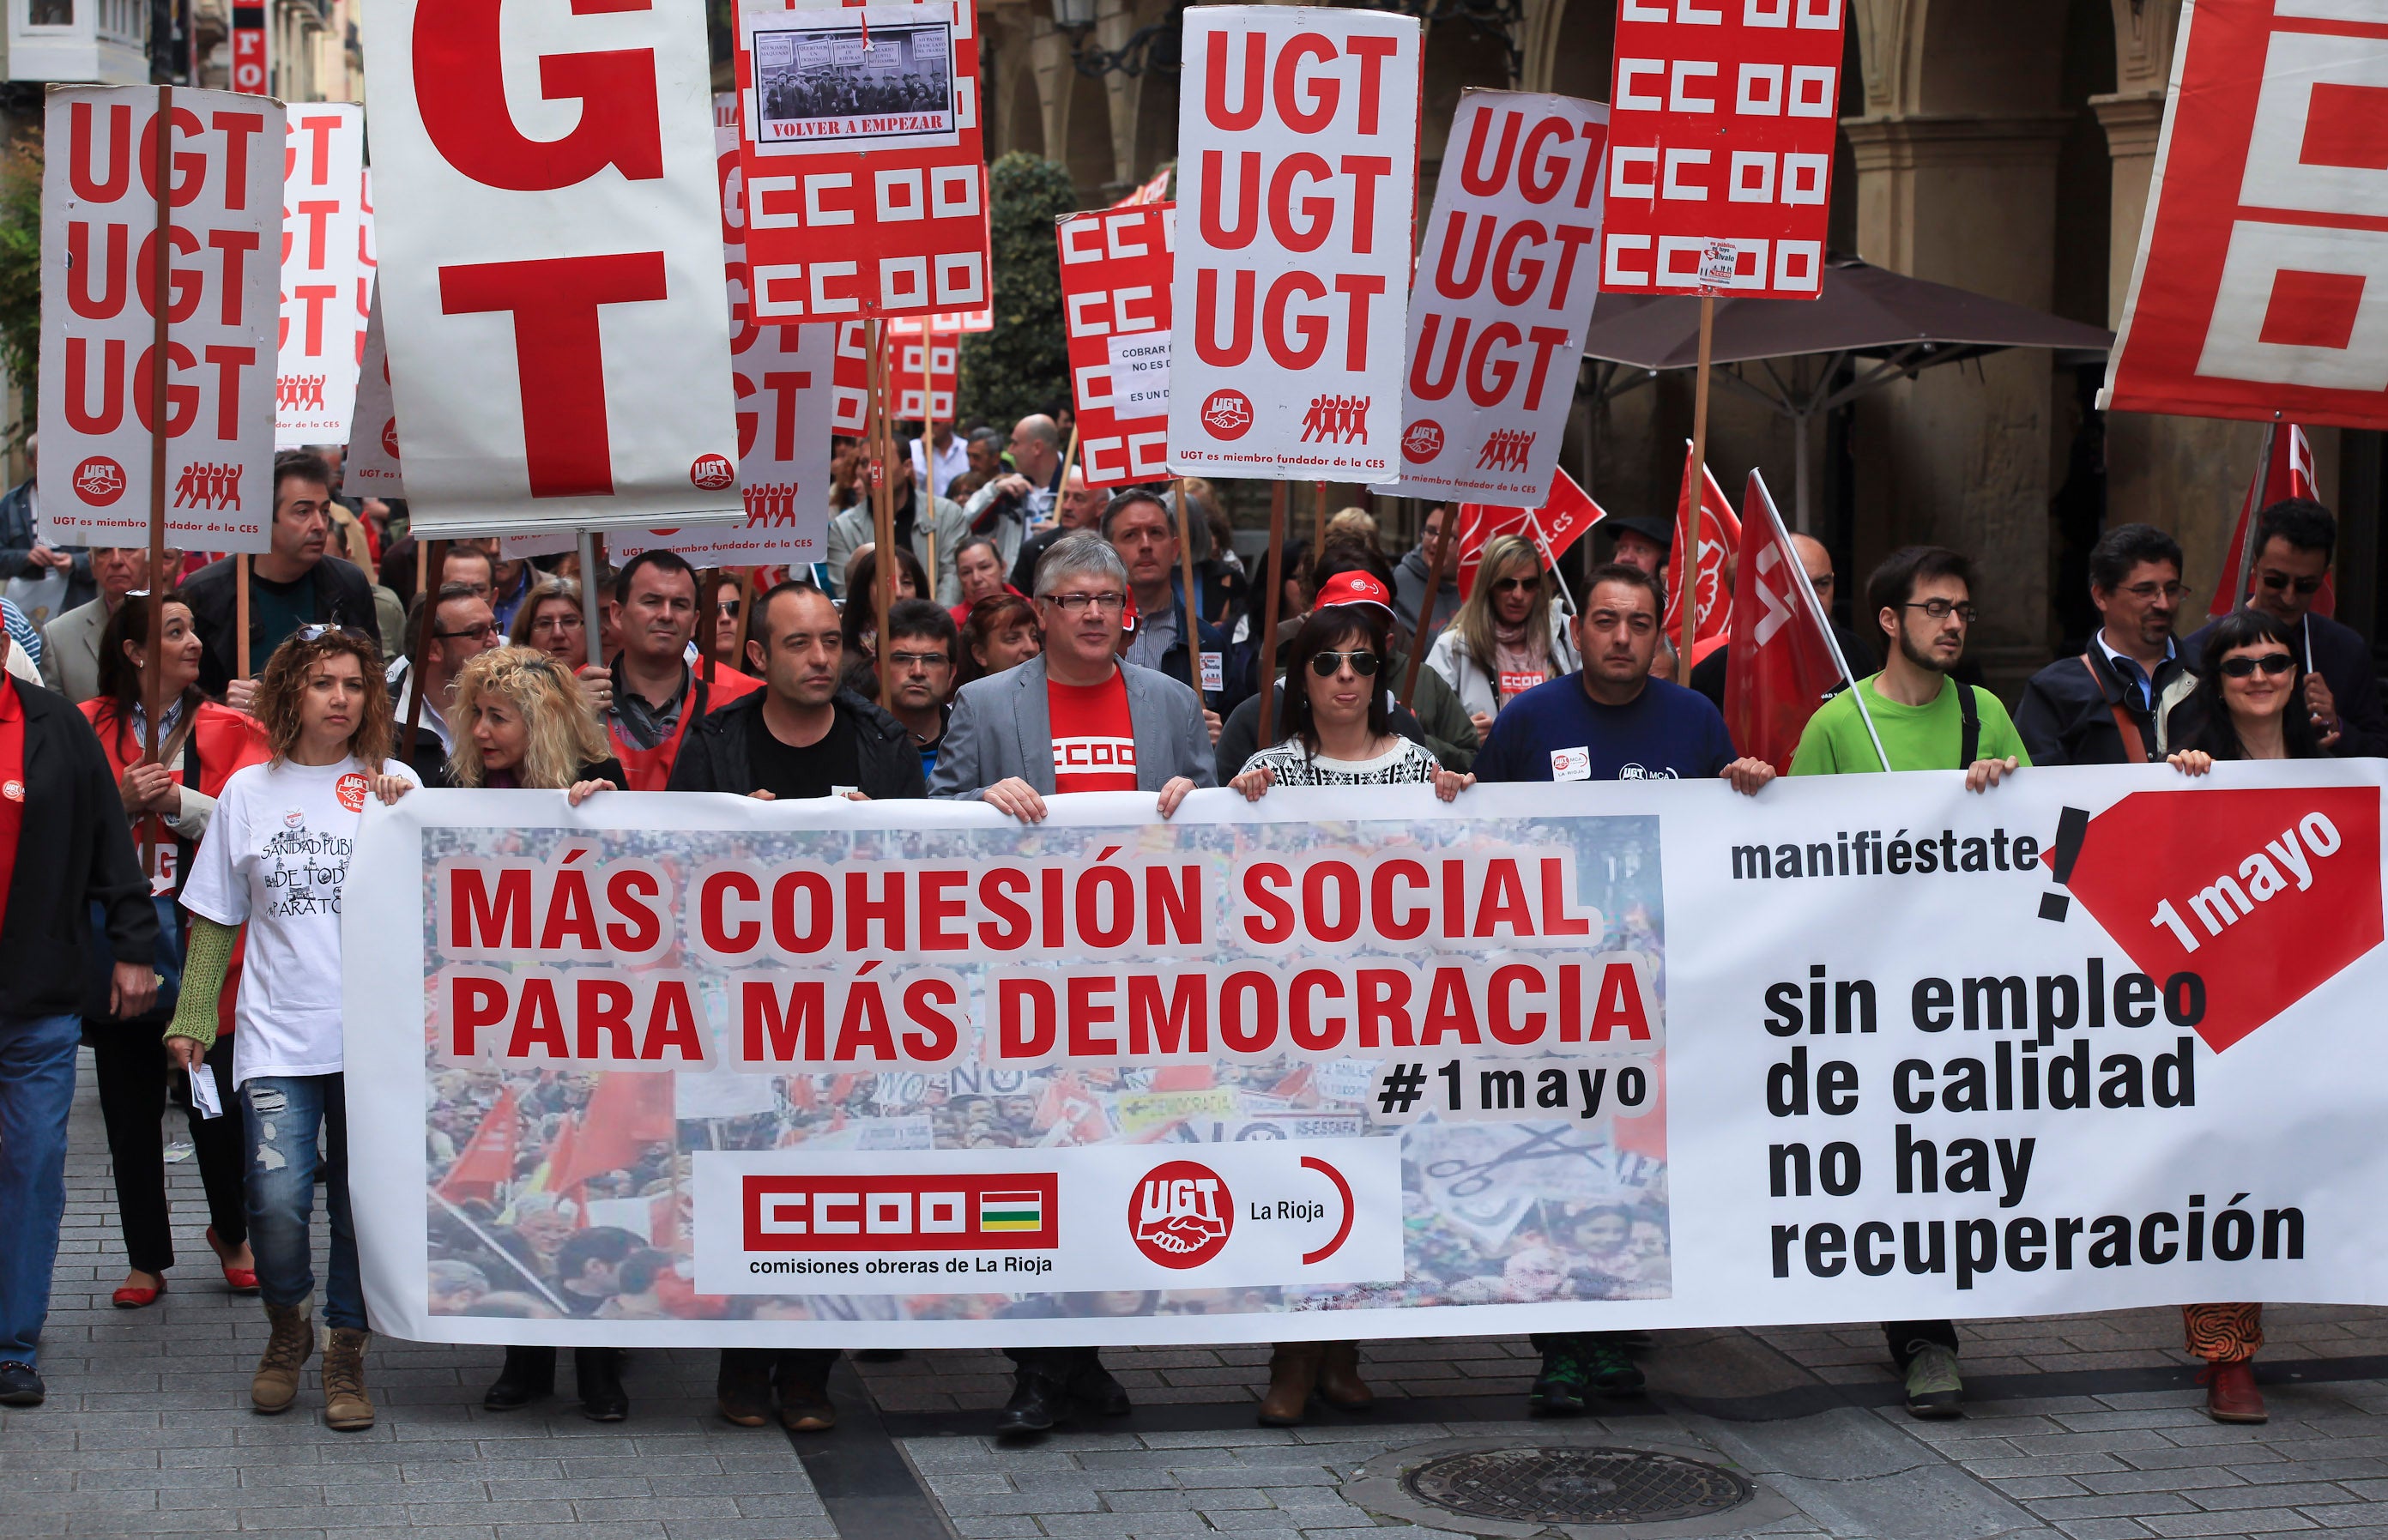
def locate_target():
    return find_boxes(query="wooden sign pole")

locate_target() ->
[1399,505,1457,710]
[401,540,449,766]
[1173,479,1204,702]
[1255,481,1289,748]
[140,84,174,875]
[867,318,897,710]
[1681,295,1716,673]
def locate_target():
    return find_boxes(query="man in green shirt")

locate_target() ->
[1788,545,2025,1418]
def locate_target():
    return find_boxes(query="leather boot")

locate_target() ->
[1071,1358,1132,1417]
[251,1296,314,1415]
[1258,1343,1322,1427]
[1315,1341,1374,1412]
[716,1350,774,1427]
[484,1346,555,1410]
[994,1369,1070,1436]
[2204,1361,2267,1424]
[576,1347,628,1422]
[775,1350,838,1433]
[320,1328,375,1431]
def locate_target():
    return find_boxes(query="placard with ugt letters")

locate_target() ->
[1060,202,1174,489]
[1388,91,1608,504]
[275,104,367,447]
[348,764,2388,1347]
[2102,0,2388,429]
[1598,0,1840,299]
[345,287,401,496]
[360,0,744,534]
[737,0,989,323]
[1168,7,1421,482]
[39,87,281,554]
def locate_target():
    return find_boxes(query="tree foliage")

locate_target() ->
[0,131,41,422]
[958,154,1077,432]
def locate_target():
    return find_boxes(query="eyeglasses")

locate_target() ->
[435,622,499,642]
[2259,571,2325,596]
[1901,600,1977,624]
[2117,581,2192,602]
[1310,650,1381,678]
[890,650,950,669]
[1490,577,1539,594]
[529,613,583,633]
[1039,591,1127,614]
[2218,652,2295,678]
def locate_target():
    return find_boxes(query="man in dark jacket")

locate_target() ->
[0,630,157,1407]
[2016,523,2203,764]
[1103,488,1244,724]
[180,451,379,702]
[2185,498,2388,757]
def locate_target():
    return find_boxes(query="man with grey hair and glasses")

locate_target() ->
[925,529,1215,1434]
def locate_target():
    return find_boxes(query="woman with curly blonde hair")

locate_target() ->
[445,646,624,800]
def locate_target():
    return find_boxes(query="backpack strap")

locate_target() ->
[2080,654,2149,763]
[1957,679,1980,770]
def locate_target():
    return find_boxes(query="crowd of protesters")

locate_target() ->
[0,416,2375,1443]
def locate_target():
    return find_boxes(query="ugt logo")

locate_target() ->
[1129,1159,1232,1270]
[1475,428,1534,473]
[1402,420,1443,463]
[1200,388,1253,440]
[1299,394,1369,445]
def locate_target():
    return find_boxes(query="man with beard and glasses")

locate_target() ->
[2016,523,2203,764]
[1788,544,2027,1420]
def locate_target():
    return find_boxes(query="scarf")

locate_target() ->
[1492,618,1547,681]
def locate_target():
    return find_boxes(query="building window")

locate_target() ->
[26,0,75,28]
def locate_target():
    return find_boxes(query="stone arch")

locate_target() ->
[1132,64,1178,184]
[1007,55,1047,158]
[1065,63,1115,196]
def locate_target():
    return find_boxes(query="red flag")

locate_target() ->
[1663,444,1740,646]
[552,1073,675,1194]
[2207,422,2326,618]
[1725,471,1854,774]
[437,1087,518,1202]
[1454,471,1606,598]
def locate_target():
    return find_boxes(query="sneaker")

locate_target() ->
[1527,1345,1588,1416]
[1902,1341,1963,1419]
[1576,1338,1646,1396]
[0,1360,44,1407]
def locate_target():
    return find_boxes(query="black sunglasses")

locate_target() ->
[1310,650,1381,678]
[2218,653,2294,679]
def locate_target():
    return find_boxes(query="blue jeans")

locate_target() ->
[240,1074,363,1331]
[0,1014,82,1366]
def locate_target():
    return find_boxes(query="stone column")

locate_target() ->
[1094,0,1142,194]
[1029,15,1074,169]
[1843,112,2071,698]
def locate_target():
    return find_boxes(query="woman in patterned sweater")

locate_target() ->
[1226,592,1472,1425]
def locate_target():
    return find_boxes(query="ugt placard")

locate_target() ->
[275,104,368,448]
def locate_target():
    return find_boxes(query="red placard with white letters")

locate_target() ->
[360,0,744,534]
[2103,0,2388,429]
[1598,0,1840,299]
[38,88,281,554]
[1059,202,1174,489]
[735,0,991,323]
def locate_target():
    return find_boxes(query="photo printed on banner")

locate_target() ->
[750,12,958,153]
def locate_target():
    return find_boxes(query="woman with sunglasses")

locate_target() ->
[162,627,418,1431]
[1226,603,1469,1426]
[2161,607,2320,1427]
[1426,533,1580,740]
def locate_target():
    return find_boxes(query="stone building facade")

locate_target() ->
[976,0,2381,693]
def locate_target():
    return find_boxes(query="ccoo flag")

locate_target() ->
[1663,443,1740,655]
[1725,470,1857,774]
[2207,421,2326,619]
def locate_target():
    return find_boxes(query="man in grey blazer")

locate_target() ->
[37,546,150,704]
[928,531,1215,820]
[926,532,1214,1434]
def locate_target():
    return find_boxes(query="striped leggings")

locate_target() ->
[2182,1302,2262,1363]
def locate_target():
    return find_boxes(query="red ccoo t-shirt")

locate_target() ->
[1047,671,1139,792]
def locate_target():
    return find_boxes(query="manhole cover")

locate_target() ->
[1400,1446,1755,1525]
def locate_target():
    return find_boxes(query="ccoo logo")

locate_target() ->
[690,454,737,492]
[1200,390,1253,441]
[1129,1159,1232,1270]
[72,456,127,507]
[1402,420,1443,463]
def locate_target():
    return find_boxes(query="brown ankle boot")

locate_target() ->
[1316,1340,1374,1412]
[1258,1343,1322,1427]
[251,1298,314,1414]
[2204,1361,2266,1424]
[321,1328,375,1431]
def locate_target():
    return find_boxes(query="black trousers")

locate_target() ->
[1007,1346,1103,1380]
[720,1347,838,1384]
[88,1026,245,1275]
[1883,1320,1960,1370]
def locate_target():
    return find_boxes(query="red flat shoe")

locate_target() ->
[112,1280,165,1309]
[208,1228,261,1293]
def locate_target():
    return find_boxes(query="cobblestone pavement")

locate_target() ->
[10,1053,2388,1540]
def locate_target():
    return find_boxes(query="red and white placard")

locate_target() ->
[360,0,744,534]
[1168,6,1422,482]
[831,318,871,434]
[38,88,281,554]
[1389,91,1607,504]
[1061,201,1174,489]
[891,331,955,423]
[276,104,367,447]
[735,0,991,323]
[888,306,989,335]
[1598,0,1840,299]
[2103,0,2388,428]
[346,288,402,496]
[230,3,267,94]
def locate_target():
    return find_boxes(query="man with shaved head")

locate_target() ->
[1687,532,1871,707]
[960,414,1065,577]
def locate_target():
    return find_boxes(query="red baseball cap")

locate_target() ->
[1313,571,1394,615]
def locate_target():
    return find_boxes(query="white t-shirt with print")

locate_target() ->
[180,756,419,1087]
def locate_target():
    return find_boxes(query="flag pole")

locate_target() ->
[1527,509,1578,618]
[1399,504,1457,711]
[575,530,602,663]
[1311,480,1327,557]
[1173,478,1205,703]
[867,317,897,710]
[141,84,173,876]
[234,556,249,679]
[1255,482,1288,746]
[402,540,449,766]
[1682,294,1715,674]
[2231,412,2282,618]
[699,568,722,685]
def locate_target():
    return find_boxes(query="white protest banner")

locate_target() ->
[349,764,2388,1347]
[736,0,989,322]
[39,87,281,553]
[345,287,401,496]
[275,104,367,447]
[1389,91,1607,505]
[1599,0,1839,299]
[1168,6,1420,483]
[1060,202,1174,489]
[360,0,744,534]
